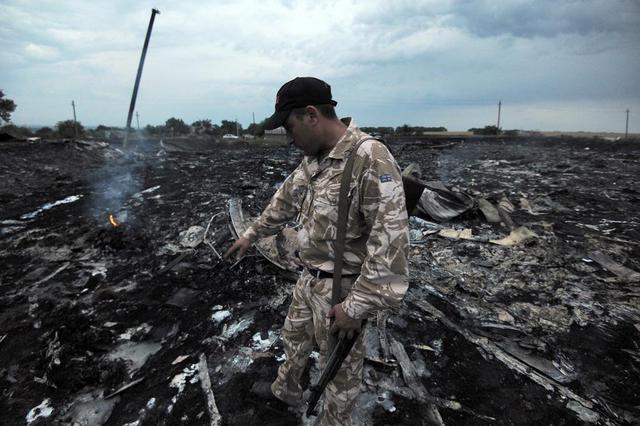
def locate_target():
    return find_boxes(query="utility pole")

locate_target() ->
[497,100,502,130]
[124,8,160,149]
[252,112,255,126]
[625,109,629,139]
[71,100,78,138]
[136,111,140,130]
[236,118,239,137]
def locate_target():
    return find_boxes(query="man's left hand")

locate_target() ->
[328,304,361,340]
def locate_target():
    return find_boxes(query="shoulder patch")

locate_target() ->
[379,174,393,183]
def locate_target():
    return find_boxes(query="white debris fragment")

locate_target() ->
[222,316,253,339]
[118,323,152,341]
[251,331,278,351]
[211,310,232,324]
[170,363,199,394]
[439,228,474,240]
[1,219,25,226]
[490,226,537,246]
[146,397,157,410]
[26,398,54,424]
[198,353,222,426]
[130,186,161,202]
[140,185,161,194]
[497,310,515,323]
[179,226,205,248]
[412,343,435,352]
[85,262,108,277]
[230,347,254,372]
[431,339,443,356]
[21,194,84,220]
[172,355,190,365]
[566,401,599,423]
[107,341,162,374]
[276,353,287,362]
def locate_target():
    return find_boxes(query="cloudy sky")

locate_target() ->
[1,0,639,132]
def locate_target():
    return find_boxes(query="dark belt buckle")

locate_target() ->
[308,268,329,280]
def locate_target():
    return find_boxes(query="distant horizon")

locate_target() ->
[7,122,637,137]
[4,98,637,134]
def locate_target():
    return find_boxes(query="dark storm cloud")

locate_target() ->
[448,0,640,39]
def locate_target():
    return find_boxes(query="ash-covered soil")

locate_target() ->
[1,136,638,425]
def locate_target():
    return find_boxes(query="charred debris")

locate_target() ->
[0,135,639,425]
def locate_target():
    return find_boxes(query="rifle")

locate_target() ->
[306,333,358,416]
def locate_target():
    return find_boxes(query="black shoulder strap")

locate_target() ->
[328,136,376,353]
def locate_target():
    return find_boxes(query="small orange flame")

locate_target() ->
[108,214,119,227]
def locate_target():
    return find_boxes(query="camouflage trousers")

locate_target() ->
[271,270,365,426]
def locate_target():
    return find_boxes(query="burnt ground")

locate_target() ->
[0,136,639,425]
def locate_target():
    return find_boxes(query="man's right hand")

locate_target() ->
[224,237,252,260]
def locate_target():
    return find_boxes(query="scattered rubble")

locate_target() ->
[1,136,639,425]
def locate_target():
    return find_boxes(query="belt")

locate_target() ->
[306,268,359,280]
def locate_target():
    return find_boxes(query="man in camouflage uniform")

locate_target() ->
[225,77,409,425]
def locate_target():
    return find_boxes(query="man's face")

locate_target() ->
[284,112,320,156]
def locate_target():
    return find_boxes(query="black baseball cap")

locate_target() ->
[263,77,338,130]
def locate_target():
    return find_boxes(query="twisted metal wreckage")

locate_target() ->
[0,136,638,425]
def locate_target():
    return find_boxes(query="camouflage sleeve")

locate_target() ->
[341,141,410,319]
[242,162,306,242]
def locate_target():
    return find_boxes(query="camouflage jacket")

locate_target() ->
[242,118,409,319]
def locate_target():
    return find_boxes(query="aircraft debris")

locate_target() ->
[198,353,222,426]
[105,376,145,399]
[588,250,640,282]
[1,136,638,424]
[26,398,54,424]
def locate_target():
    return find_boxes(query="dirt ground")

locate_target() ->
[0,135,638,425]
